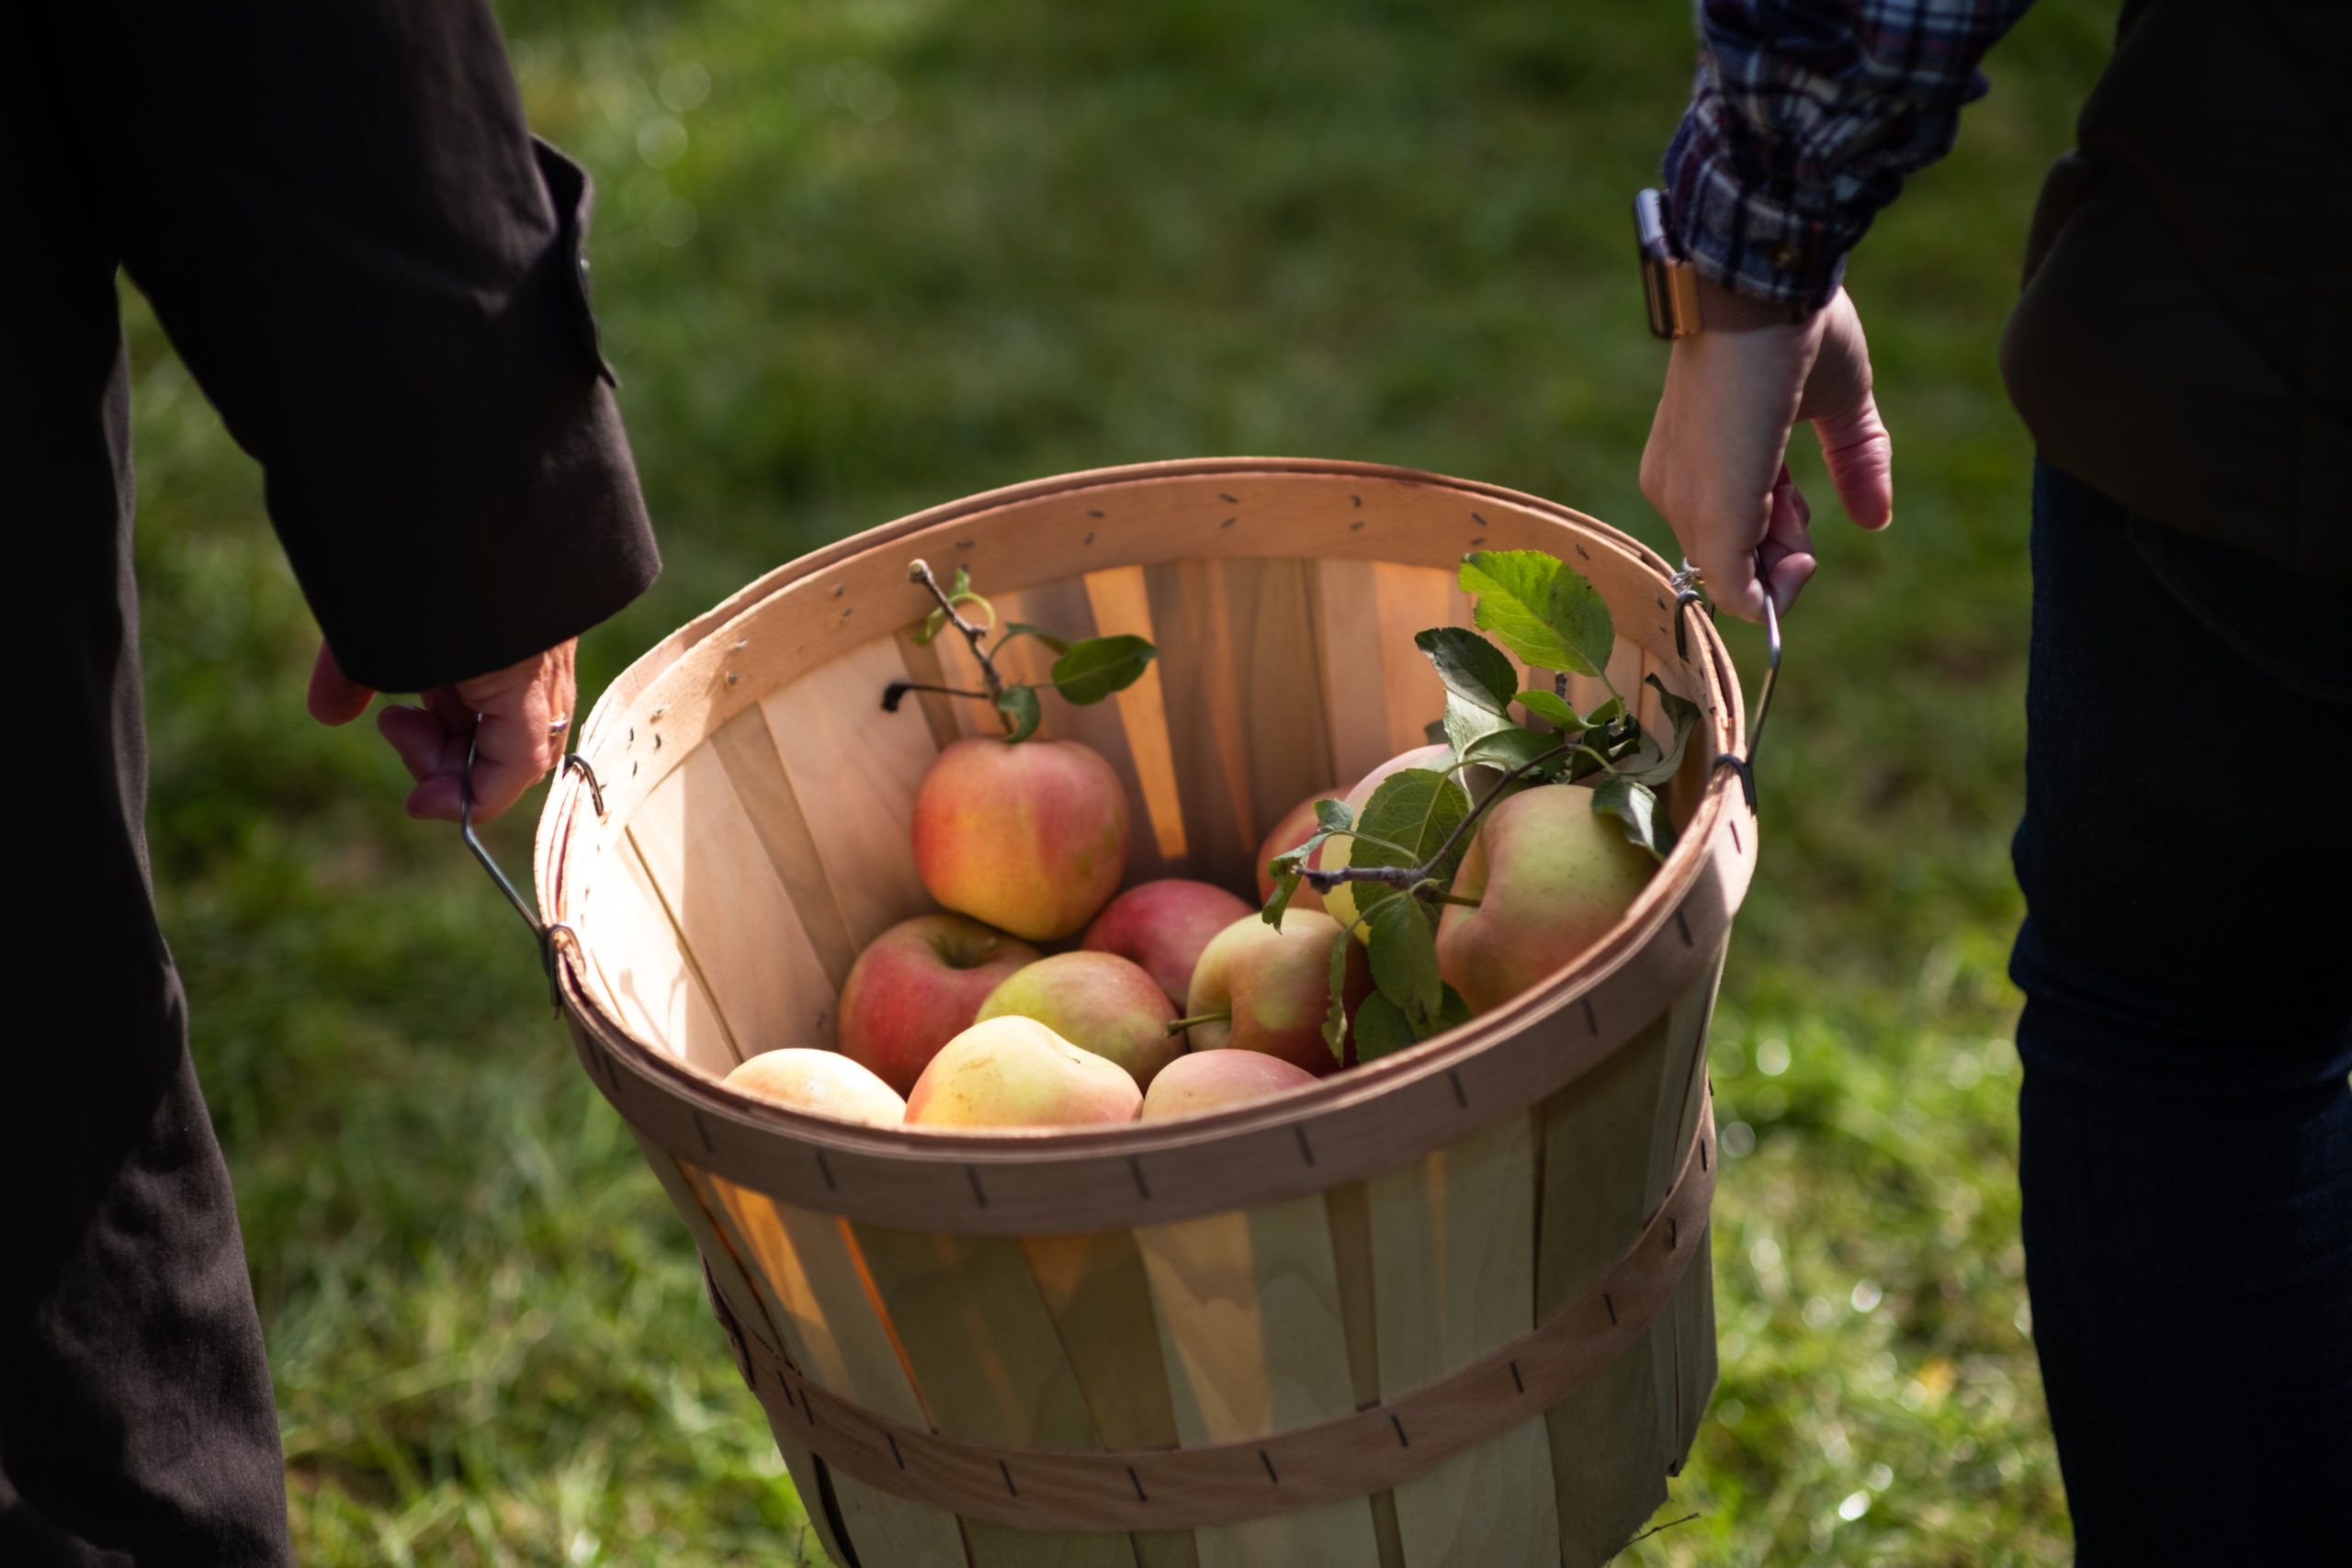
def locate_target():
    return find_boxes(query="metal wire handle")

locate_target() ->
[1668,552,1781,814]
[459,728,599,1008]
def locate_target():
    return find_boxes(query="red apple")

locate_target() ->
[836,914,1039,1095]
[1254,791,1337,900]
[903,1016,1143,1130]
[1139,1050,1320,1121]
[975,952,1183,1088]
[725,1049,907,1126]
[1080,879,1255,1008]
[1182,908,1370,1075]
[1435,784,1656,1013]
[912,736,1131,942]
[1319,743,1458,938]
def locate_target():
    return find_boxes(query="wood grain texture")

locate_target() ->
[1309,558,1395,793]
[579,840,739,1074]
[1137,1194,1380,1566]
[1368,562,1455,759]
[1367,1115,1558,1566]
[1219,558,1337,843]
[759,637,942,947]
[704,1180,968,1565]
[706,705,863,995]
[1083,565,1189,867]
[1143,558,1255,890]
[628,743,836,1060]
[853,1225,1136,1568]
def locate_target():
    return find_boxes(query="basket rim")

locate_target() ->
[535,457,1752,1216]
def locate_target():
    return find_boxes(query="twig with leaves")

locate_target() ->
[1260,547,1702,1062]
[882,559,1158,741]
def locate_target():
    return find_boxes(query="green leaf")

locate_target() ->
[1349,768,1473,923]
[1049,635,1157,705]
[996,622,1072,656]
[1592,773,1670,861]
[1322,930,1351,1059]
[1414,626,1519,713]
[994,684,1043,743]
[1366,897,1443,1022]
[1312,797,1354,833]
[1351,994,1419,1062]
[1461,724,1566,775]
[1459,550,1613,676]
[1613,675,1703,787]
[1514,688,1578,728]
[910,605,949,645]
[1439,984,1474,1031]
[1261,833,1333,929]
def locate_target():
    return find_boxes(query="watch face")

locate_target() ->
[1643,255,1678,339]
[1634,188,1672,261]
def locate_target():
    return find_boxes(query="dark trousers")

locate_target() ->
[1,342,294,1564]
[2011,462,2352,1565]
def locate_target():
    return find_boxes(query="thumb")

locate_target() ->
[307,640,375,726]
[1813,388,1894,532]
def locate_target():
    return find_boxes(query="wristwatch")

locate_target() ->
[1635,187,1806,338]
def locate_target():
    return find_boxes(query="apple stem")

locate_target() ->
[1426,891,1483,909]
[1301,741,1575,895]
[1165,1010,1230,1036]
[909,558,1006,702]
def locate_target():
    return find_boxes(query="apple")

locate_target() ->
[1318,742,1458,938]
[1080,879,1255,1008]
[975,951,1183,1088]
[912,736,1130,942]
[1435,783,1657,1014]
[903,1016,1143,1130]
[725,1048,907,1126]
[836,914,1039,1095]
[1182,908,1371,1074]
[1254,791,1336,900]
[1139,1050,1321,1121]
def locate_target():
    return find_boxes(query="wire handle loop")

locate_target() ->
[1668,554,1781,815]
[458,729,599,1009]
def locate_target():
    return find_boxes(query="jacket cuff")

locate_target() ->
[1661,107,1850,314]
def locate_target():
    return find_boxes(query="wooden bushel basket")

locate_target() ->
[529,458,1758,1567]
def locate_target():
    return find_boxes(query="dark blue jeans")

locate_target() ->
[2011,462,2352,1565]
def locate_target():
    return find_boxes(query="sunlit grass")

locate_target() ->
[132,1,2109,1561]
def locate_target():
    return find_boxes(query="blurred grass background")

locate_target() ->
[127,1,2115,1562]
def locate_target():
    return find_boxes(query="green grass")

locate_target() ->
[128,1,2114,1561]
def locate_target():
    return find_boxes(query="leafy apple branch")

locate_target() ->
[881,559,1158,741]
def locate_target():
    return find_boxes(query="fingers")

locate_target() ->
[306,641,375,726]
[377,642,582,824]
[1758,466,1817,615]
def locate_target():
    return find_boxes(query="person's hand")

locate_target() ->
[307,640,579,823]
[1639,284,1894,621]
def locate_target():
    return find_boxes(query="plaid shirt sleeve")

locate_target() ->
[1661,0,2037,311]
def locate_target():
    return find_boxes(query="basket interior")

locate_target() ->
[545,467,1731,1085]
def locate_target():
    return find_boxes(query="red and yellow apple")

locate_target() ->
[1318,742,1457,937]
[1435,783,1656,1013]
[1080,879,1255,1008]
[911,736,1130,942]
[903,1016,1143,1130]
[1182,908,1369,1074]
[836,913,1038,1095]
[1254,791,1337,900]
[725,1048,907,1126]
[1138,1050,1320,1121]
[975,951,1183,1088]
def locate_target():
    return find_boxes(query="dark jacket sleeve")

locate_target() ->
[41,0,660,693]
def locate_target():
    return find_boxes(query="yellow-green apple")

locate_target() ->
[836,914,1039,1094]
[912,736,1130,942]
[903,1016,1143,1130]
[1181,908,1372,1074]
[1318,742,1457,938]
[1138,1050,1320,1121]
[1080,879,1254,1007]
[1254,791,1336,899]
[1435,783,1656,1013]
[725,1049,907,1125]
[975,952,1183,1088]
